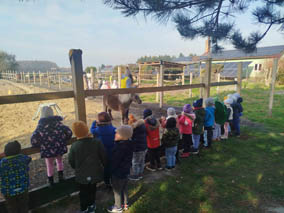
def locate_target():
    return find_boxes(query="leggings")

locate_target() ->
[45,155,64,177]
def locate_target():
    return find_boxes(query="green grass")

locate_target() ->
[37,82,284,212]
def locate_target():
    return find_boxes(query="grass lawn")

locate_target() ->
[36,83,284,213]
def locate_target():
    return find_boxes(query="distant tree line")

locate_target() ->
[136,53,196,63]
[0,51,18,71]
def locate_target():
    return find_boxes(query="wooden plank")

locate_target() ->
[237,62,242,95]
[210,81,237,87]
[182,66,185,85]
[189,72,193,98]
[138,64,142,86]
[268,58,279,117]
[69,49,87,123]
[217,73,221,94]
[156,68,159,102]
[0,91,74,105]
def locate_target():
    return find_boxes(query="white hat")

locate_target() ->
[40,106,54,118]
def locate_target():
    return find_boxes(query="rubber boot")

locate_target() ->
[48,176,54,187]
[58,171,65,183]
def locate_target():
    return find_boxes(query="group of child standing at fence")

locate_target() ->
[0,92,243,213]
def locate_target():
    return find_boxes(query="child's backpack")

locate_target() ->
[215,101,228,125]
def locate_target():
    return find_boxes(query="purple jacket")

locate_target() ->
[31,116,72,158]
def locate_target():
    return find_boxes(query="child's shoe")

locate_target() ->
[58,171,65,183]
[157,165,163,171]
[146,165,156,172]
[192,149,199,155]
[87,204,96,213]
[180,152,190,158]
[48,176,54,187]
[107,205,123,213]
[128,175,140,181]
[165,166,171,171]
[122,204,129,211]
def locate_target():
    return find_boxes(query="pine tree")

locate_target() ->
[104,0,284,53]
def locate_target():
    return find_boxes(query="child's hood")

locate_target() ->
[206,106,215,114]
[237,97,243,103]
[38,116,63,125]
[131,119,145,129]
[96,124,115,135]
[145,117,160,130]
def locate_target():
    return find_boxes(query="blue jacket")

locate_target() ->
[111,140,133,179]
[130,119,147,152]
[232,97,243,121]
[205,106,215,127]
[0,154,31,197]
[31,116,72,158]
[90,121,116,158]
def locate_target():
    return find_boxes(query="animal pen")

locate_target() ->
[0,48,281,211]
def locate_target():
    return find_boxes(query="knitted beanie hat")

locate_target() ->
[143,109,152,119]
[205,97,215,107]
[98,112,111,123]
[166,117,177,129]
[128,114,137,125]
[167,107,177,118]
[116,125,133,140]
[193,98,203,108]
[40,106,54,118]
[72,121,89,139]
[4,141,21,156]
[183,104,193,113]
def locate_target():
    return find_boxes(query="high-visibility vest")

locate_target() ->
[121,76,129,88]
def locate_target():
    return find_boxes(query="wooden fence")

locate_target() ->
[0,49,240,212]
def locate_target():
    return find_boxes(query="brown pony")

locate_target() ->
[103,93,142,124]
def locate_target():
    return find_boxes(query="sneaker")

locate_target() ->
[157,166,163,171]
[128,175,140,181]
[122,204,129,211]
[146,165,156,172]
[192,149,199,155]
[138,175,143,180]
[107,205,123,213]
[180,152,190,158]
[165,166,171,171]
[87,204,96,213]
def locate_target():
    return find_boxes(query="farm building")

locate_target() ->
[173,44,284,79]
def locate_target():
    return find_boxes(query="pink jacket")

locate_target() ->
[178,113,196,134]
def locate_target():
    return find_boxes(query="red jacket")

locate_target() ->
[178,113,195,135]
[144,117,160,149]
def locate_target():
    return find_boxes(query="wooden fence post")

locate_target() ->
[47,72,51,88]
[138,64,142,87]
[156,68,160,102]
[69,49,87,123]
[268,58,279,117]
[199,62,203,98]
[237,62,243,95]
[28,72,31,84]
[58,73,61,90]
[118,66,122,88]
[217,73,221,94]
[234,78,238,91]
[159,63,164,108]
[23,72,26,83]
[182,66,185,86]
[189,72,193,98]
[33,72,36,84]
[203,58,212,103]
[91,68,95,89]
[39,71,42,86]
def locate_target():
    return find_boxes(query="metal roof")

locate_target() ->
[186,62,251,78]
[208,45,284,61]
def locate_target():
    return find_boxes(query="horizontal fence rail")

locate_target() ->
[0,81,236,106]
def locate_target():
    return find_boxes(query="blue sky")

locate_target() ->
[0,0,283,67]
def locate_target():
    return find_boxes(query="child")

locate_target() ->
[204,98,215,148]
[0,141,31,213]
[128,114,147,181]
[69,121,107,213]
[161,117,180,170]
[143,109,162,171]
[192,98,206,154]
[222,98,234,139]
[232,93,243,137]
[31,106,72,186]
[108,125,133,213]
[214,99,228,141]
[178,104,195,158]
[90,112,116,188]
